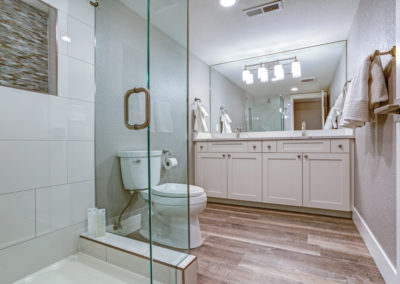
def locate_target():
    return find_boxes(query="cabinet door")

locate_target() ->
[196,153,228,198]
[303,153,350,211]
[263,153,303,206]
[228,153,262,202]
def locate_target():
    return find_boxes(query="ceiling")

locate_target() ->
[212,41,346,97]
[190,0,360,65]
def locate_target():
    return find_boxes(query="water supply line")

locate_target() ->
[113,190,135,231]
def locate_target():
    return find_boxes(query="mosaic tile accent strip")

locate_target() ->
[0,0,54,94]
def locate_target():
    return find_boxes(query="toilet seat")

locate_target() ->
[152,183,204,198]
[140,183,207,206]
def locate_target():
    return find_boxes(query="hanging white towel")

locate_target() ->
[221,112,232,133]
[324,93,344,130]
[340,54,388,128]
[193,102,209,132]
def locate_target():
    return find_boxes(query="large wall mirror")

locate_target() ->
[210,41,347,133]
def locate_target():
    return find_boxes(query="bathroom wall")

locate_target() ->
[348,0,397,265]
[0,0,95,282]
[210,69,246,132]
[95,0,188,221]
[188,54,210,183]
[329,48,347,108]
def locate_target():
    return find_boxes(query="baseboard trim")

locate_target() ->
[352,208,398,283]
[106,214,141,236]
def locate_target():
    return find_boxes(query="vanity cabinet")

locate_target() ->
[195,138,353,213]
[303,153,350,211]
[196,152,262,201]
[263,153,303,206]
[196,153,228,198]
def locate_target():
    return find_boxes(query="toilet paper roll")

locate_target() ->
[163,157,178,170]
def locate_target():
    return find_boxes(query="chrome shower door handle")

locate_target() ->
[124,87,151,130]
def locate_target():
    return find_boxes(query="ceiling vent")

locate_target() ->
[301,77,316,83]
[243,1,283,18]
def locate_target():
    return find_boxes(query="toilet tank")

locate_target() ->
[118,150,162,190]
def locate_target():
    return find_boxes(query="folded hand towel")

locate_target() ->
[221,113,232,133]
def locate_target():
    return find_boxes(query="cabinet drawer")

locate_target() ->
[331,139,350,153]
[248,141,262,153]
[262,141,277,152]
[207,142,248,153]
[277,140,330,153]
[196,142,208,152]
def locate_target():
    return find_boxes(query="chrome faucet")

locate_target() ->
[301,121,306,136]
[235,127,243,138]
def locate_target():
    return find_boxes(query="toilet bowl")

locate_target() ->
[117,150,207,249]
[140,183,207,249]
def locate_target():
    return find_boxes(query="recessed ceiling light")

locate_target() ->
[291,87,299,92]
[61,36,71,43]
[219,0,236,7]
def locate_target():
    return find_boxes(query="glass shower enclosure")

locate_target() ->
[94,0,189,283]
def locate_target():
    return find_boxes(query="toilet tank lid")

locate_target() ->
[118,150,162,158]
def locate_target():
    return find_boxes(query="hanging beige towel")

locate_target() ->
[369,56,389,109]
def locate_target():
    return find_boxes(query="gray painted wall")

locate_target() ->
[210,69,246,132]
[95,0,188,221]
[348,0,397,265]
[188,54,210,183]
[329,48,347,108]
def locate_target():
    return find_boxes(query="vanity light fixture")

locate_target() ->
[219,0,236,7]
[242,68,250,82]
[258,64,268,82]
[292,58,301,78]
[274,63,284,81]
[245,73,254,85]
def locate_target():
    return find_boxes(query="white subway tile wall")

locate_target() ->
[0,0,95,282]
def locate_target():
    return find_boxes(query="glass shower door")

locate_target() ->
[95,0,189,283]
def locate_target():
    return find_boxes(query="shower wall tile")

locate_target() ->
[36,181,95,236]
[0,86,49,140]
[57,11,69,55]
[0,1,95,281]
[0,141,67,195]
[67,141,95,183]
[0,190,35,250]
[68,0,95,27]
[67,16,95,64]
[48,95,94,140]
[58,54,95,102]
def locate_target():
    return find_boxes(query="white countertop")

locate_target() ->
[193,129,354,142]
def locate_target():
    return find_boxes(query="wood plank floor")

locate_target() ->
[191,203,384,284]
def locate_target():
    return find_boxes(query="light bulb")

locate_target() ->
[258,66,269,82]
[245,73,254,85]
[274,64,284,80]
[292,60,301,78]
[291,87,299,92]
[219,0,236,7]
[242,69,250,82]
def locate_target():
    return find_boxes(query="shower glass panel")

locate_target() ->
[94,0,189,283]
[246,95,284,131]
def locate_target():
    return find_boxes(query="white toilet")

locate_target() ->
[118,150,207,249]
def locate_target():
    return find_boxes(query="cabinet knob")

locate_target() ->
[253,145,256,150]
[338,144,343,148]
[228,154,231,158]
[304,155,308,159]
[267,145,271,149]
[200,145,203,149]
[297,155,301,159]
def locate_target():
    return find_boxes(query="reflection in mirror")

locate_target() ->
[210,41,347,132]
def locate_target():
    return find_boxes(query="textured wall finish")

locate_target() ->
[0,0,56,94]
[348,0,397,265]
